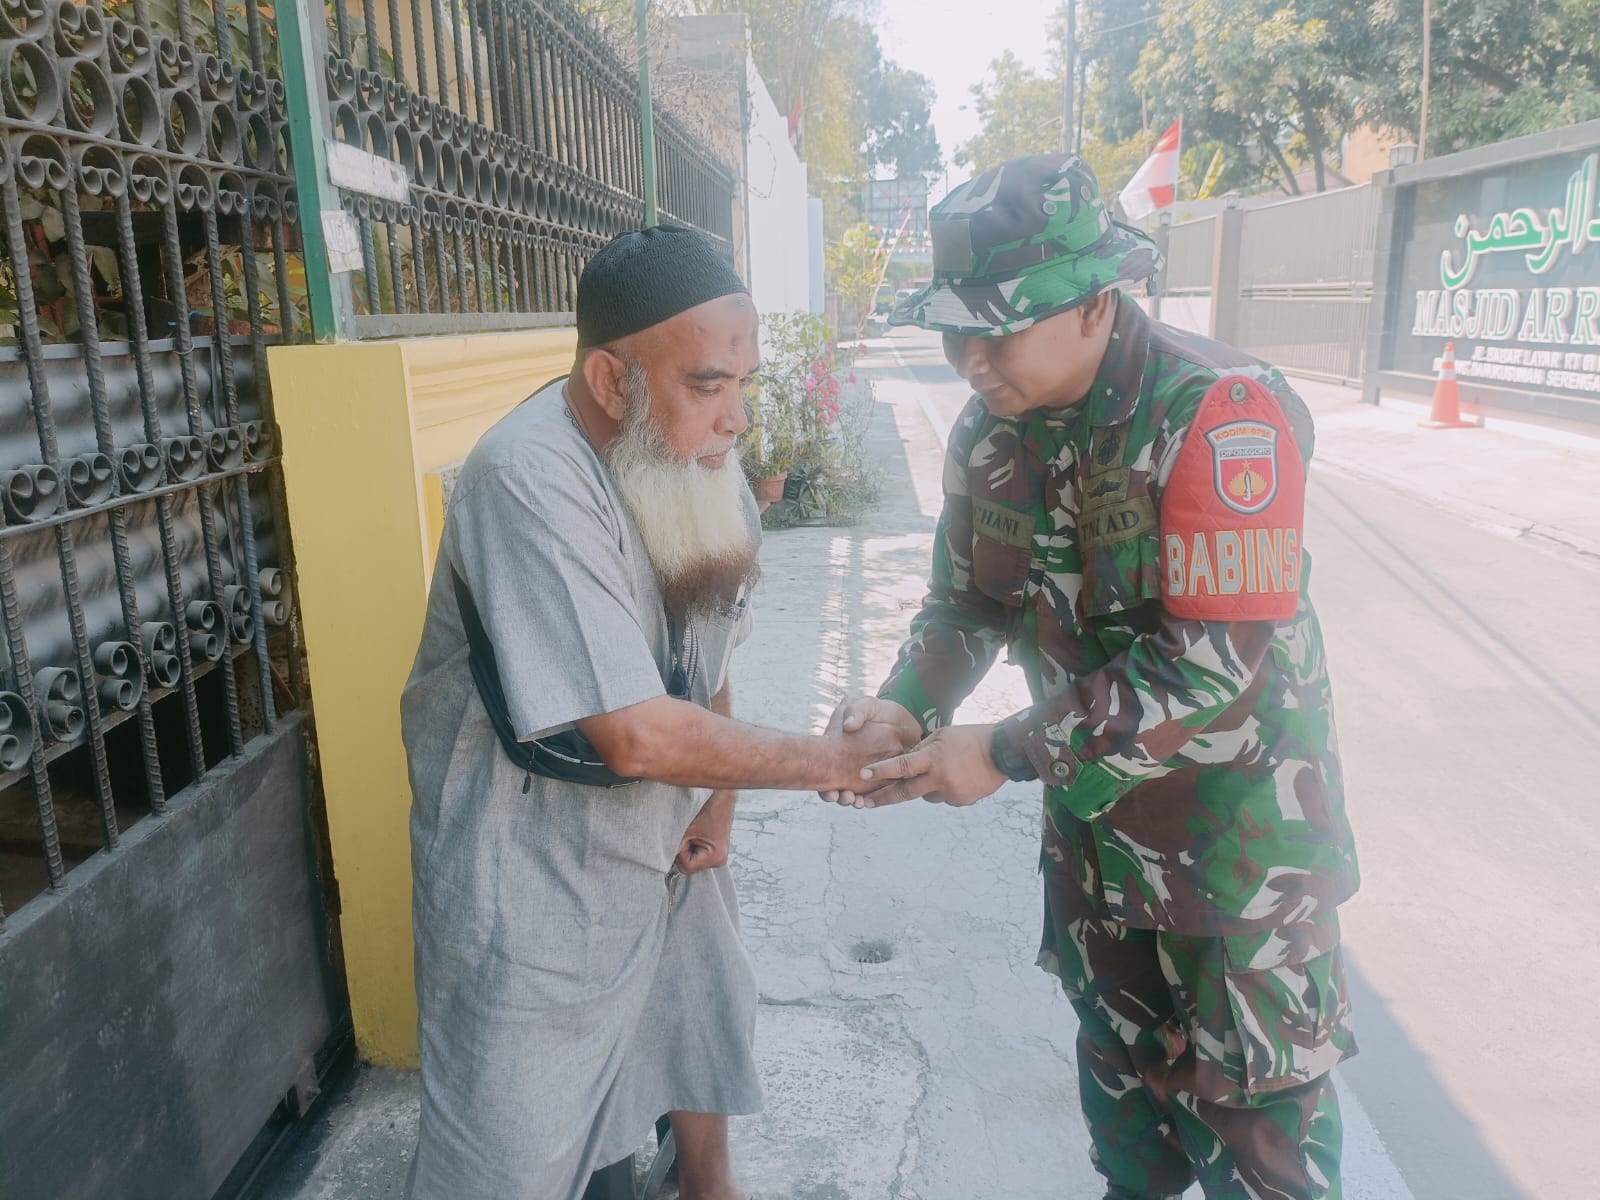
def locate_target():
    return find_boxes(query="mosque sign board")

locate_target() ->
[1385,137,1600,414]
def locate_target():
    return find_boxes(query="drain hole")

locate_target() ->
[852,939,894,964]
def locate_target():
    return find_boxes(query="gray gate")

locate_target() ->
[1234,184,1377,383]
[0,0,345,1196]
[0,0,736,1196]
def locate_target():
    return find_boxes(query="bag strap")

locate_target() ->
[449,565,697,790]
[451,566,538,774]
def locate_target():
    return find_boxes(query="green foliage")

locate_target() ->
[955,52,1064,173]
[1129,0,1361,195]
[105,0,281,77]
[686,0,943,238]
[825,222,884,336]
[1056,0,1600,202]
[742,310,841,476]
[1350,0,1600,155]
[741,312,880,527]
[1074,0,1158,145]
[865,58,942,180]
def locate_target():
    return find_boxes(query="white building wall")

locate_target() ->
[743,59,815,319]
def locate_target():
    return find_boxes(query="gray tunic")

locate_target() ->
[400,381,762,1199]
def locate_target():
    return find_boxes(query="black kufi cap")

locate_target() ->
[576,224,748,348]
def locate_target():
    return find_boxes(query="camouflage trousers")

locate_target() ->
[1039,829,1356,1199]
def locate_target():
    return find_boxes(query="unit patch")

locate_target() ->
[1159,375,1306,622]
[1205,421,1279,514]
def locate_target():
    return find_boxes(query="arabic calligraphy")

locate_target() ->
[1440,152,1600,289]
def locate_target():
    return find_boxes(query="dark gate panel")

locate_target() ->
[0,715,341,1200]
[0,0,343,1194]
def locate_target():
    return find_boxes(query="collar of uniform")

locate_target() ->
[1080,293,1149,428]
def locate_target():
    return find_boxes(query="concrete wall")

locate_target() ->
[1155,295,1212,336]
[744,58,814,318]
[268,328,577,1066]
[665,15,816,319]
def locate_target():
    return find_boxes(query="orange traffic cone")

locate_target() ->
[1419,342,1481,429]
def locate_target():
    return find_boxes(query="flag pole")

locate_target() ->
[1175,116,1182,203]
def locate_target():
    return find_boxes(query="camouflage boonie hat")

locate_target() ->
[892,154,1163,337]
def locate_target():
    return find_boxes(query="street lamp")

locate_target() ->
[636,0,658,226]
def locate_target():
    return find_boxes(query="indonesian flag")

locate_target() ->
[1119,118,1181,220]
[787,94,804,154]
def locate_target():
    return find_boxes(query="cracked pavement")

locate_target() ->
[724,384,1094,1198]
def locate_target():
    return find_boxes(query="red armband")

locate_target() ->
[1160,375,1305,622]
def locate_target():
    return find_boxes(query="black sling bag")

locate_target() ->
[450,567,693,791]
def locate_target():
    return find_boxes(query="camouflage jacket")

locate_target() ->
[879,296,1359,936]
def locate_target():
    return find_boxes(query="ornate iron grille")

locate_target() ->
[321,0,736,334]
[0,0,305,920]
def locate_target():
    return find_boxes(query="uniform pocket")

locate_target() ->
[970,496,1036,608]
[973,537,1032,607]
[1219,914,1355,1095]
[1079,519,1163,621]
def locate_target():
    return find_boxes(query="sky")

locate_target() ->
[872,0,1064,200]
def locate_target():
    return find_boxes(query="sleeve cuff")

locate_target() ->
[1001,713,1071,785]
[1001,714,1142,820]
[877,674,939,735]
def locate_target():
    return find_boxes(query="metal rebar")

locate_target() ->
[0,168,120,851]
[113,186,207,781]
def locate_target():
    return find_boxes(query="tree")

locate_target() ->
[686,1,942,238]
[825,221,885,332]
[865,59,942,180]
[1346,0,1600,155]
[955,52,1064,173]
[1070,0,1157,146]
[1132,0,1362,194]
[952,42,1164,205]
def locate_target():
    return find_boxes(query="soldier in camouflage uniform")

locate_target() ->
[829,154,1360,1199]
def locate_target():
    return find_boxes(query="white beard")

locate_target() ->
[603,364,757,614]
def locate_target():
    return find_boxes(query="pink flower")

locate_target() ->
[804,377,817,391]
[848,372,857,384]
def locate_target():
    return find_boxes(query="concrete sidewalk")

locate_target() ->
[1292,375,1600,563]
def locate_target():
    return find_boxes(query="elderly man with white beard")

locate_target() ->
[399,225,915,1200]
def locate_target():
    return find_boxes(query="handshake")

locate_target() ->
[816,696,1008,810]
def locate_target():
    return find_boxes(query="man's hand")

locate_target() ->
[819,697,923,804]
[823,712,920,794]
[675,789,736,874]
[853,724,1006,809]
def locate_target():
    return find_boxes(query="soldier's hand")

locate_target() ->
[855,724,1006,810]
[819,697,922,805]
[823,715,918,797]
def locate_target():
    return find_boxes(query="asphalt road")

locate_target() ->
[868,324,1600,1200]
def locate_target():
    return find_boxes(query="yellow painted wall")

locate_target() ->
[269,327,577,1066]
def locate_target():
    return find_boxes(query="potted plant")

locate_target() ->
[741,312,840,505]
[741,383,803,511]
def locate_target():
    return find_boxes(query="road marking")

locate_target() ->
[886,337,953,450]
